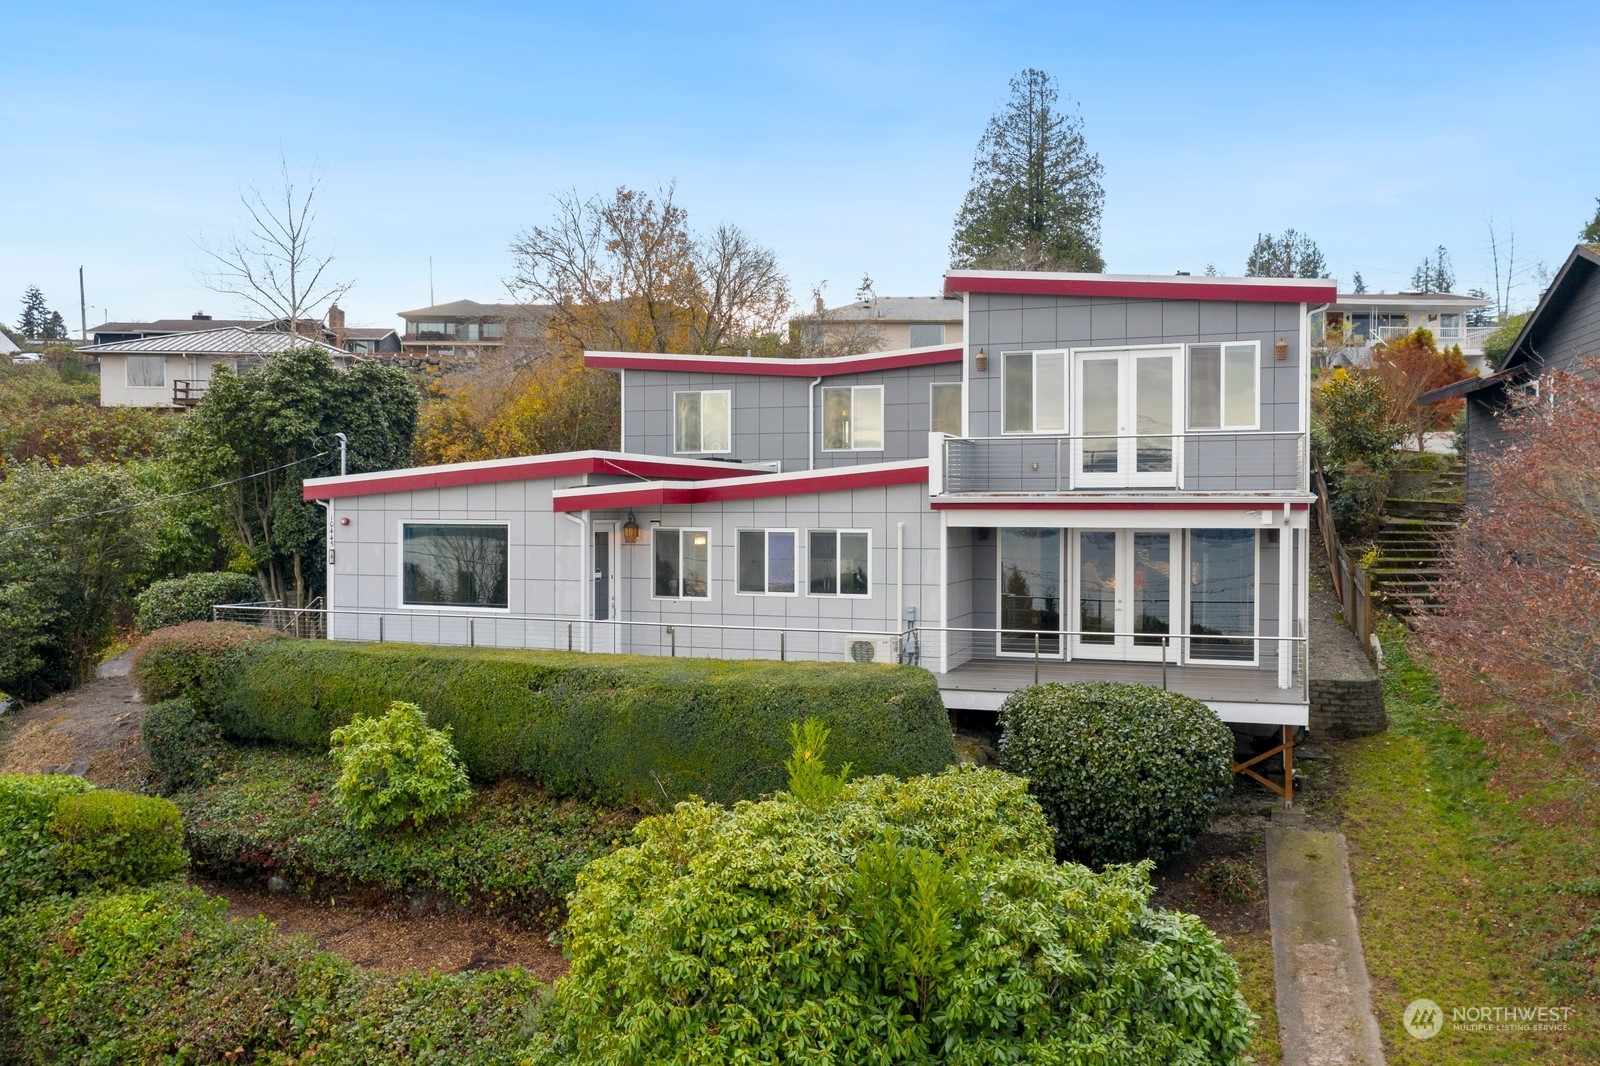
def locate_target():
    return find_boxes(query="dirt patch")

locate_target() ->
[197,876,570,981]
[0,652,148,789]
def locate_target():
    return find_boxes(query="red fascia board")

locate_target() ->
[943,275,1336,305]
[554,464,929,512]
[584,347,963,378]
[932,500,1310,511]
[303,455,745,501]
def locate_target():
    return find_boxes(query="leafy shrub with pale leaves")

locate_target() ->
[134,571,262,632]
[328,701,471,832]
[527,766,1254,1064]
[999,681,1234,867]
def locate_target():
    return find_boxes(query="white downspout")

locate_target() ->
[807,376,822,470]
[563,511,588,652]
[895,522,905,643]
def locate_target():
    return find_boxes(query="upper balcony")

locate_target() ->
[929,430,1306,497]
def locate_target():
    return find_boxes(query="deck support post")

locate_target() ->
[1231,724,1297,808]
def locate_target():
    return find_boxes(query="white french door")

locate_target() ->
[1070,529,1176,661]
[1072,347,1182,488]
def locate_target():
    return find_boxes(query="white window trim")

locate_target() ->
[672,389,732,455]
[396,519,512,613]
[1181,528,1260,667]
[819,384,885,452]
[124,354,168,388]
[735,528,800,597]
[651,527,713,601]
[930,381,963,436]
[806,528,873,598]
[1185,340,1261,432]
[1000,349,1068,435]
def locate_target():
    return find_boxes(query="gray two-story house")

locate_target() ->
[304,269,1331,739]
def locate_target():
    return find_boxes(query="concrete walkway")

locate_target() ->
[1266,818,1386,1066]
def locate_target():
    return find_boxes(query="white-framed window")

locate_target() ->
[654,528,711,599]
[930,381,963,436]
[1186,528,1258,664]
[1002,350,1066,433]
[908,323,945,347]
[400,522,509,609]
[808,530,870,597]
[737,530,798,595]
[674,390,731,454]
[1187,342,1258,430]
[821,385,884,451]
[126,355,166,388]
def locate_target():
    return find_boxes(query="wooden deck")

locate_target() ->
[936,656,1305,724]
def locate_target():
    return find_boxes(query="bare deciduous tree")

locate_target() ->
[198,157,352,339]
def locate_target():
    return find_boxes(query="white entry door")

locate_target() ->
[1073,348,1182,488]
[1071,530,1176,661]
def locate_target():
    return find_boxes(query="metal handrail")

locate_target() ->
[942,430,1307,494]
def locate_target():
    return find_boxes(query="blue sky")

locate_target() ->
[3,1,1596,332]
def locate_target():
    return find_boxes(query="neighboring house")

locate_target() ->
[88,306,395,356]
[0,332,19,356]
[304,270,1327,744]
[89,312,270,345]
[796,295,966,352]
[1421,244,1600,507]
[325,305,401,355]
[1313,291,1494,372]
[396,299,547,358]
[79,326,357,407]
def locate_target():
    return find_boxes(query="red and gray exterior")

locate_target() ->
[305,270,1333,728]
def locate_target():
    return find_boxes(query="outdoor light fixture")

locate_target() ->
[1274,336,1289,362]
[974,347,988,372]
[622,512,640,544]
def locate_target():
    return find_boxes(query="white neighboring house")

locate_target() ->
[80,327,358,408]
[0,332,21,357]
[1313,292,1495,372]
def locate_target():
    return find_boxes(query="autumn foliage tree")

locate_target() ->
[1416,364,1600,768]
[1368,328,1473,449]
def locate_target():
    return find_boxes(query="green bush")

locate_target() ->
[0,773,92,913]
[140,696,229,792]
[177,746,630,924]
[0,886,544,1064]
[130,620,279,706]
[1328,459,1392,541]
[134,571,262,631]
[171,638,954,808]
[47,790,188,892]
[999,682,1234,867]
[527,767,1253,1064]
[329,701,472,832]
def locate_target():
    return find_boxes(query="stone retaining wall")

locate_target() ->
[1310,677,1387,739]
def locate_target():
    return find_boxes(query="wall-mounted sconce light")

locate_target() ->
[622,512,640,544]
[974,347,988,372]
[338,517,350,526]
[1274,336,1289,362]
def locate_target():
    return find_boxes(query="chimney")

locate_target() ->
[192,311,212,321]
[327,304,346,332]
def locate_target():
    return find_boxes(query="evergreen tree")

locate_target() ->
[1409,246,1455,294]
[1582,198,1600,245]
[1466,287,1495,328]
[17,286,50,339]
[42,311,68,341]
[949,69,1105,272]
[1351,271,1367,294]
[1243,230,1327,278]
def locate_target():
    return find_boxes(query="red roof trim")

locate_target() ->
[553,464,929,512]
[303,454,747,501]
[943,275,1336,305]
[932,499,1311,511]
[584,346,963,378]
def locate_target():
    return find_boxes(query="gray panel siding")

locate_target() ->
[1528,264,1600,376]
[1465,397,1508,510]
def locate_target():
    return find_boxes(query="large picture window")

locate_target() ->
[402,523,509,608]
[654,528,710,599]
[737,530,797,594]
[1003,350,1066,433]
[1188,343,1258,430]
[1188,529,1256,662]
[126,355,166,388]
[674,391,731,453]
[930,382,963,436]
[908,323,945,347]
[821,385,883,451]
[808,530,870,596]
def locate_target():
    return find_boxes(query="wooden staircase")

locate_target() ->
[1368,459,1465,612]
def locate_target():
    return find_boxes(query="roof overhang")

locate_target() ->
[584,344,964,377]
[552,460,929,512]
[302,451,753,502]
[1418,368,1514,405]
[1496,244,1600,374]
[943,270,1336,304]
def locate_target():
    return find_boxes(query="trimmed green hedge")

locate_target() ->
[131,621,280,706]
[134,571,263,632]
[140,629,955,808]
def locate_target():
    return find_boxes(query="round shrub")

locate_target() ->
[0,773,93,914]
[47,790,188,891]
[134,572,263,632]
[131,621,280,707]
[141,697,228,793]
[328,701,472,832]
[528,767,1253,1064]
[998,681,1234,868]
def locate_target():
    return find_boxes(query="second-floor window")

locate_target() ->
[654,528,710,599]
[675,390,731,453]
[1188,342,1258,430]
[931,382,963,435]
[822,385,883,450]
[737,530,797,594]
[908,323,945,347]
[1003,351,1066,433]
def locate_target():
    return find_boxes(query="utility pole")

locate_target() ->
[79,267,87,341]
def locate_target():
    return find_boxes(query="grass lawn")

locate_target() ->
[1223,926,1283,1065]
[1335,626,1600,1064]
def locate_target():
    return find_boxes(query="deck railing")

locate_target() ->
[937,431,1305,495]
[172,379,208,406]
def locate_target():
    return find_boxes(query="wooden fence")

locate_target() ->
[1312,461,1375,653]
